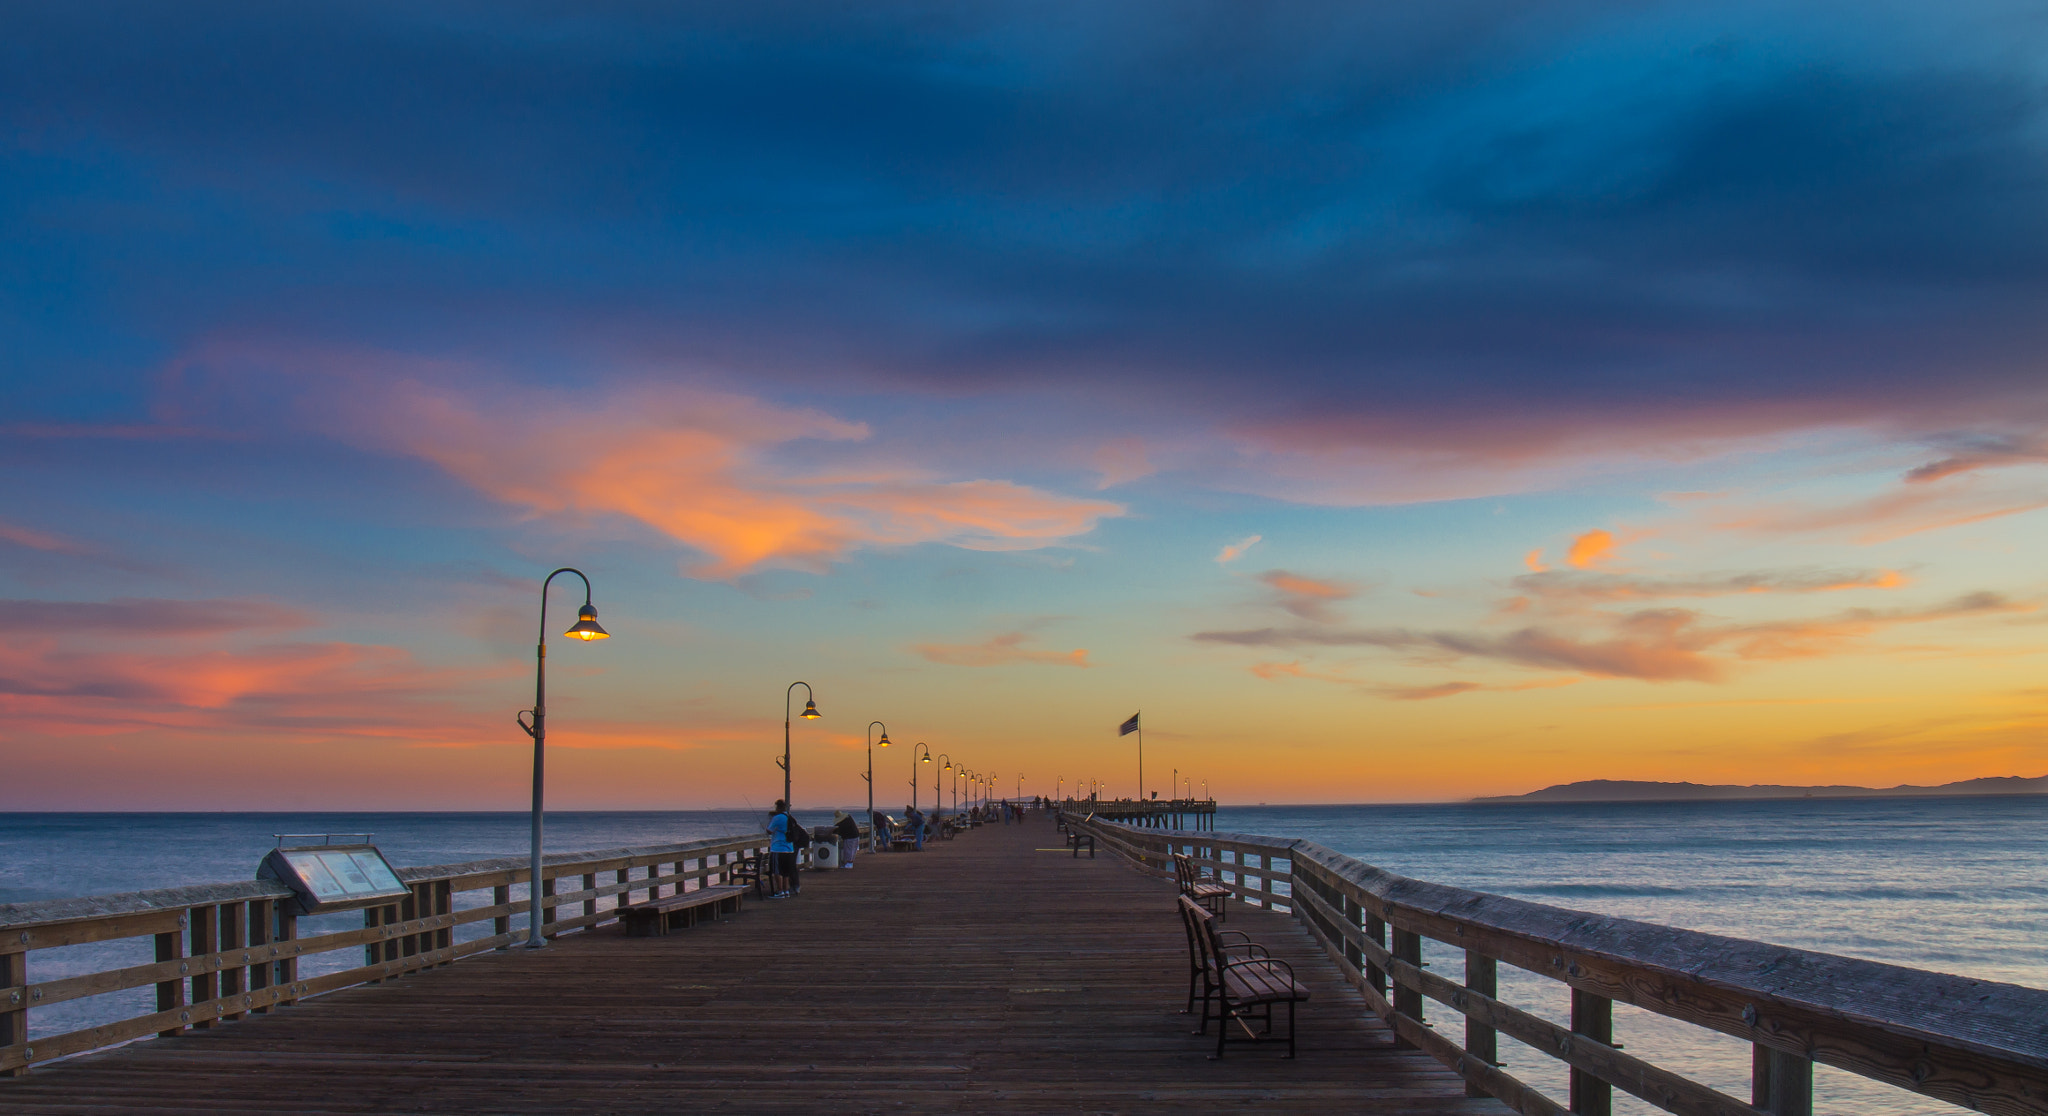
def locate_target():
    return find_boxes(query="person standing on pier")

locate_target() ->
[833,810,860,868]
[768,800,796,898]
[905,803,926,851]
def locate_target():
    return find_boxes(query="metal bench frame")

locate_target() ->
[1172,852,1231,920]
[1180,896,1309,1059]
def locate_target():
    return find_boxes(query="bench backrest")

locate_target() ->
[1178,895,1223,975]
[1171,852,1195,892]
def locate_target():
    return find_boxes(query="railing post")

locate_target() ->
[155,916,188,1037]
[246,898,272,1013]
[2,944,25,1077]
[493,884,512,946]
[218,900,245,1021]
[1464,952,1497,1098]
[188,904,217,1029]
[1392,926,1423,1048]
[435,879,453,960]
[540,874,557,939]
[583,872,598,924]
[1570,988,1613,1115]
[274,908,298,1004]
[1343,894,1363,974]
[363,903,384,977]
[1365,913,1388,1000]
[1753,1044,1814,1116]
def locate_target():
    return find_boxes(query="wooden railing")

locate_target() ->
[0,833,769,1075]
[1064,815,2048,1116]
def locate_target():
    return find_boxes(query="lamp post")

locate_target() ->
[780,682,821,813]
[936,753,952,821]
[515,567,610,950]
[863,721,890,826]
[910,742,931,814]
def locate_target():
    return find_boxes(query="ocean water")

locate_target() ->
[4,798,2041,1115]
[1213,797,2048,1116]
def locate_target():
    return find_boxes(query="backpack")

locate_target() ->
[785,816,811,849]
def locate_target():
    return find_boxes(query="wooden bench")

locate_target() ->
[1179,896,1309,1058]
[618,885,747,937]
[1172,852,1232,920]
[1067,831,1095,858]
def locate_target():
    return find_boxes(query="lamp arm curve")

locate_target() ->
[537,567,594,644]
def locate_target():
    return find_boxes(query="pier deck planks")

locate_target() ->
[2,816,1499,1114]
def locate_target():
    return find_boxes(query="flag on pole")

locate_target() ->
[1119,713,1140,736]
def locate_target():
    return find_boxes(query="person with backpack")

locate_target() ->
[783,809,810,894]
[833,810,861,868]
[767,800,797,898]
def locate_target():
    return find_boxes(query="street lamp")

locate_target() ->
[780,682,821,812]
[863,721,890,827]
[910,742,931,814]
[515,567,610,950]
[934,752,951,821]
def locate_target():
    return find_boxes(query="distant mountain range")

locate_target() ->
[1472,775,2048,803]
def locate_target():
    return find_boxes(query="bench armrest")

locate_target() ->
[1220,956,1294,980]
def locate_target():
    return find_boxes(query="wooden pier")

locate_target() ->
[0,815,1489,1114]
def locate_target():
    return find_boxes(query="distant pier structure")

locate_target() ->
[1071,796,1217,830]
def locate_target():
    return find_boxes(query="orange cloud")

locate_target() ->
[1216,534,1263,564]
[1566,529,1616,569]
[1259,569,1356,622]
[171,351,1124,579]
[1523,549,1548,572]
[912,631,1090,668]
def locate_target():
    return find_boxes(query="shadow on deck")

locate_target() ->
[3,816,1498,1114]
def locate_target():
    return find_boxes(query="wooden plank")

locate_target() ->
[0,948,22,1079]
[1,817,1488,1114]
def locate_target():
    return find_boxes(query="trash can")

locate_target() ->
[813,840,839,868]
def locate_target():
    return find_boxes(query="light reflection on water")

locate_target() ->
[1214,797,2048,1116]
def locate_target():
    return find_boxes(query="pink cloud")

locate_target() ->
[1508,567,1907,606]
[1196,592,2029,683]
[0,597,312,636]
[912,631,1090,668]
[1258,569,1357,622]
[0,520,96,556]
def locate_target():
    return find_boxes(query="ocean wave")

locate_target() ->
[1519,883,1689,898]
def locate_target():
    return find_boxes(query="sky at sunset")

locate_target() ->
[3,1,2046,810]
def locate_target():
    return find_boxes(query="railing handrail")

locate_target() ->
[2,831,774,1076]
[1070,814,2048,1116]
[0,834,761,934]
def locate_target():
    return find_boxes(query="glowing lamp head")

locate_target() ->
[878,731,891,747]
[800,699,821,720]
[920,754,931,764]
[564,603,609,641]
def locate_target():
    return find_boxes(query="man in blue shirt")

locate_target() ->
[768,800,797,898]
